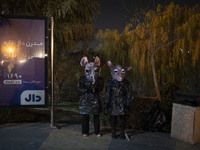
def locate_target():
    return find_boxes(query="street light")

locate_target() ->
[9,47,13,52]
[1,43,16,59]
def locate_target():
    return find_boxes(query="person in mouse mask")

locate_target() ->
[104,60,132,139]
[78,56,104,137]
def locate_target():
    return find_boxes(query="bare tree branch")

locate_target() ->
[154,37,181,55]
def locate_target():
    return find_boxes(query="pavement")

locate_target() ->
[0,123,200,150]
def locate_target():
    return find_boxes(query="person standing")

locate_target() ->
[104,60,132,139]
[78,56,104,137]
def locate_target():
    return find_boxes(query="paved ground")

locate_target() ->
[0,123,200,150]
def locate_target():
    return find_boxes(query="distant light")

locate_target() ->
[39,53,43,58]
[9,48,13,52]
[19,59,26,63]
[1,61,4,65]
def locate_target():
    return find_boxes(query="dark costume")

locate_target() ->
[78,56,104,135]
[104,61,132,139]
[105,78,131,115]
[105,78,132,138]
[78,76,104,135]
[78,76,104,114]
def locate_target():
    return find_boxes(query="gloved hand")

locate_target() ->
[84,82,94,93]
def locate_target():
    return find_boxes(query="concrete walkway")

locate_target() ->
[0,123,200,150]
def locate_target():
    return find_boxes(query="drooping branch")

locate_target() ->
[154,37,181,55]
[133,30,150,52]
[147,12,158,29]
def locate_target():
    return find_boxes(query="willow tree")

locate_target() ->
[95,26,133,83]
[96,2,200,98]
[169,4,200,93]
[0,0,100,102]
[130,3,186,101]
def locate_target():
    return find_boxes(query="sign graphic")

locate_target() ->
[0,16,48,107]
[21,90,45,105]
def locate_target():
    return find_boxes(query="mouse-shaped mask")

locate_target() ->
[107,61,132,82]
[80,56,100,84]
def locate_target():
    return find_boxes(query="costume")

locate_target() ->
[78,56,104,136]
[104,61,132,139]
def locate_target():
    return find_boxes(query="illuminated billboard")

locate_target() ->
[0,16,48,107]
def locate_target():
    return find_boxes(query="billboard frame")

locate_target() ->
[0,15,48,108]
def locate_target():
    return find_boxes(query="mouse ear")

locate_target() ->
[94,56,100,66]
[107,61,113,69]
[125,66,132,71]
[80,56,88,66]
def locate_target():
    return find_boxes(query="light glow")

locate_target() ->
[1,43,16,58]
[39,53,43,58]
[19,59,26,63]
[9,48,13,52]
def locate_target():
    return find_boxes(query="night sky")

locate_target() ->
[94,0,200,33]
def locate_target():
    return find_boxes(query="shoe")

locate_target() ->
[82,134,88,137]
[96,133,101,137]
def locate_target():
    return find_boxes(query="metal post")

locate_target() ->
[50,17,55,127]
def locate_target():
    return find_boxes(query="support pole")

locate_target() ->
[50,17,54,127]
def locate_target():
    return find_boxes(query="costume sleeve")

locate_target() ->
[77,77,92,95]
[125,81,133,107]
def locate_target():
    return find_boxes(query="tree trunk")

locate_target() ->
[139,25,162,101]
[149,31,161,101]
[150,53,161,101]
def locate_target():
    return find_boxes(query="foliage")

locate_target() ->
[160,82,179,122]
[95,2,200,97]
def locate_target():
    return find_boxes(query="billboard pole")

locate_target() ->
[50,17,55,127]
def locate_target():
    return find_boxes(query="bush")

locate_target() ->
[160,82,179,125]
